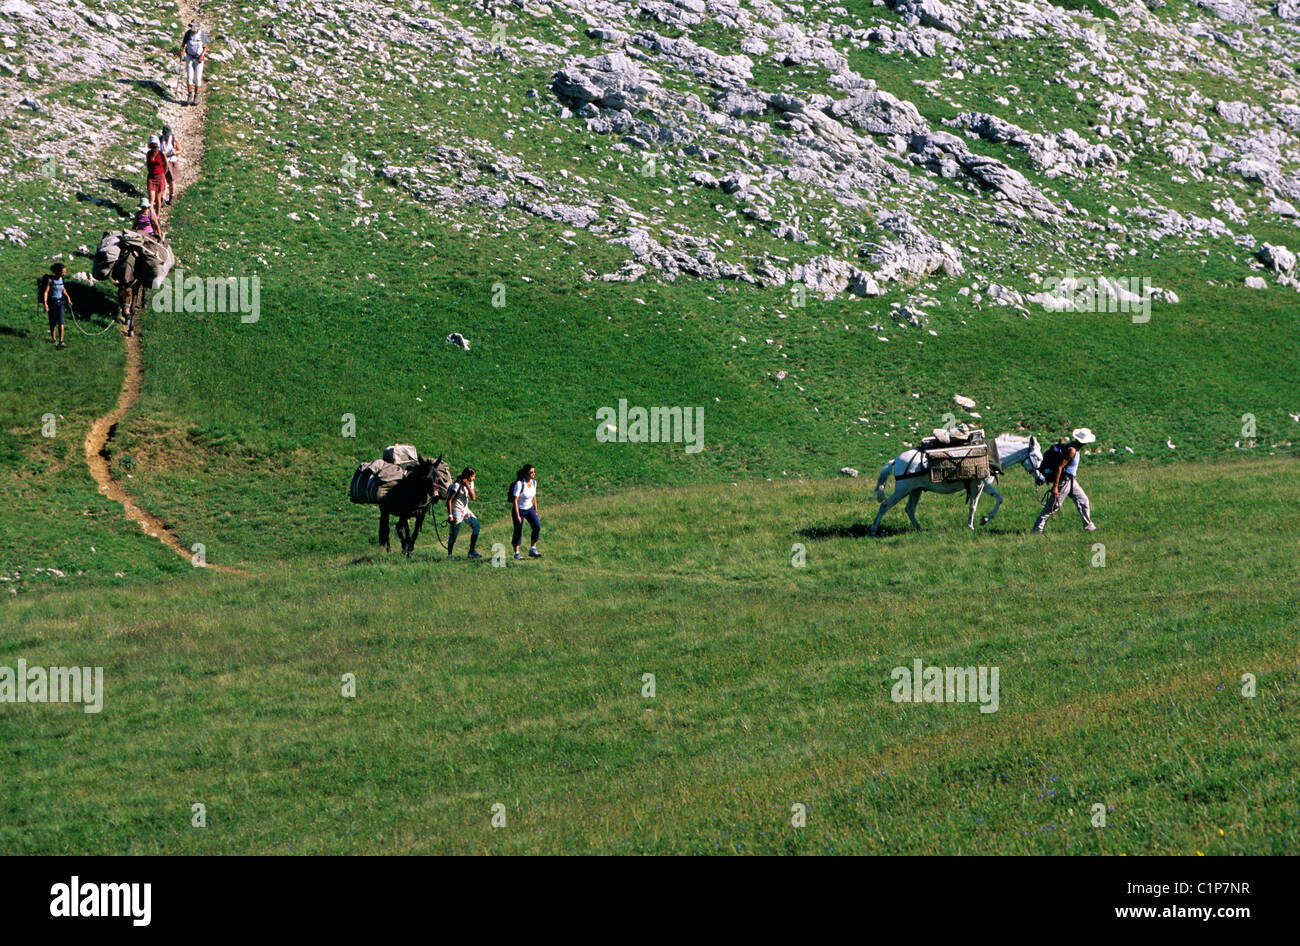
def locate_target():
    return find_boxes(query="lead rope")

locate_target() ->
[433,511,447,551]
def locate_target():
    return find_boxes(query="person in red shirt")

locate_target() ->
[144,136,169,238]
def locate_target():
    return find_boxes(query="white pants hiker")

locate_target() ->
[1034,475,1094,531]
[185,56,204,87]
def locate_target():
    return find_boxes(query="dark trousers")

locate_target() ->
[512,508,540,548]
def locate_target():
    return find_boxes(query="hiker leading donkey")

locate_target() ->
[1033,428,1097,533]
[40,262,69,349]
[871,432,1046,535]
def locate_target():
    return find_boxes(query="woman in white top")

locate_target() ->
[509,463,541,560]
[159,124,181,205]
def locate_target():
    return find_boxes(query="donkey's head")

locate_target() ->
[420,454,453,500]
[1023,436,1046,485]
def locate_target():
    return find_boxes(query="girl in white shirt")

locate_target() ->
[509,463,541,559]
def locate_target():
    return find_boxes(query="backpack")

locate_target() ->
[184,30,205,57]
[1039,442,1072,479]
[506,479,522,504]
[36,273,50,306]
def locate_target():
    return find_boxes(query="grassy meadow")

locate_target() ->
[3,459,1298,854]
[1,0,1297,854]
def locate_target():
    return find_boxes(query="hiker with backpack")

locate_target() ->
[159,124,181,205]
[40,262,69,349]
[144,137,169,234]
[1033,428,1098,533]
[180,21,208,107]
[508,463,542,560]
[446,467,482,559]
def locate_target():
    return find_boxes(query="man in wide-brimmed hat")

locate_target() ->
[1033,427,1097,533]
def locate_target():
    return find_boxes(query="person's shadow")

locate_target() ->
[76,177,141,220]
[117,77,182,104]
[64,283,122,332]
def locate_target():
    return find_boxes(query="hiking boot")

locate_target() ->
[1084,524,1097,532]
[56,341,67,349]
[513,551,523,560]
[467,550,482,559]
[529,547,542,558]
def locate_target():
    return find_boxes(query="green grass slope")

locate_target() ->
[1,0,1298,856]
[106,0,1299,571]
[2,460,1297,854]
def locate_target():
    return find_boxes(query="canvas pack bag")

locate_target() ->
[349,459,407,504]
[92,231,125,281]
[383,444,420,469]
[120,231,176,289]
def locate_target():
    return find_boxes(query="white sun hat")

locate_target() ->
[148,135,159,146]
[1072,428,1096,444]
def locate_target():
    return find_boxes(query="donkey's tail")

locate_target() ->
[875,461,893,504]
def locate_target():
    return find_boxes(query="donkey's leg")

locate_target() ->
[408,509,426,554]
[870,484,909,536]
[905,491,923,532]
[379,510,391,552]
[398,517,413,558]
[980,481,1004,525]
[967,481,984,530]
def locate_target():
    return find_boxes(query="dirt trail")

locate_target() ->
[83,0,246,575]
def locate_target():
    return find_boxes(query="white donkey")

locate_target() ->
[870,434,1045,535]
